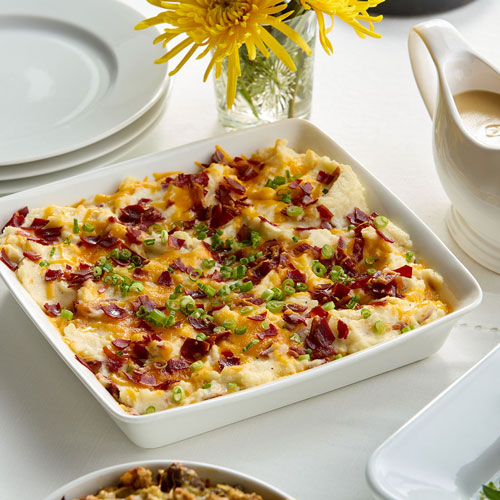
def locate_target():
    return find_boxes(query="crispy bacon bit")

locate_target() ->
[230,157,261,181]
[107,357,124,373]
[209,204,237,229]
[132,343,149,360]
[33,226,62,244]
[155,379,179,390]
[45,269,62,281]
[157,270,173,286]
[258,216,278,227]
[133,268,147,280]
[347,207,372,226]
[131,295,157,313]
[219,355,241,371]
[112,338,130,349]
[211,148,227,165]
[257,323,278,340]
[2,206,28,231]
[250,260,273,282]
[309,305,328,318]
[317,204,333,220]
[305,317,336,359]
[286,303,308,313]
[75,355,102,374]
[283,313,307,325]
[375,228,395,243]
[23,251,41,262]
[102,303,127,319]
[317,168,340,185]
[0,249,18,271]
[30,218,49,228]
[168,235,185,249]
[293,243,321,259]
[287,269,306,283]
[299,182,313,195]
[98,235,119,248]
[248,312,267,321]
[119,204,164,228]
[393,265,412,278]
[351,235,365,264]
[185,289,206,299]
[80,235,100,246]
[224,176,246,194]
[166,359,190,373]
[289,179,301,189]
[180,337,210,361]
[44,302,61,317]
[66,264,94,288]
[337,319,349,339]
[170,258,189,273]
[187,316,215,333]
[126,227,142,245]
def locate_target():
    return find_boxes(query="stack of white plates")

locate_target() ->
[0,0,170,195]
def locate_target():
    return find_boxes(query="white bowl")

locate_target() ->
[43,460,293,500]
[0,118,482,448]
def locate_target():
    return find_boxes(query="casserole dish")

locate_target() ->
[0,119,481,447]
[43,460,293,500]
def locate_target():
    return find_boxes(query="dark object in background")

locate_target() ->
[372,0,477,15]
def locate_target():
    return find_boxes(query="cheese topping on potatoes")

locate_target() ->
[0,140,447,415]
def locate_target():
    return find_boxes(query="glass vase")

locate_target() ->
[214,10,317,129]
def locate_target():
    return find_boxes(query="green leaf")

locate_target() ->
[483,484,500,500]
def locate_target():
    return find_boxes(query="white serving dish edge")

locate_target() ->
[0,119,482,448]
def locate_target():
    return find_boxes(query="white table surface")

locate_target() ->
[1,1,500,499]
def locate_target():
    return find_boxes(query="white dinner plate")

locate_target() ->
[0,0,168,165]
[367,342,500,500]
[0,82,170,182]
[43,460,293,500]
[0,92,168,195]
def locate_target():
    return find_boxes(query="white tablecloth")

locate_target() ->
[1,0,500,498]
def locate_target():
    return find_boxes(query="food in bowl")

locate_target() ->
[0,140,448,415]
[72,462,263,499]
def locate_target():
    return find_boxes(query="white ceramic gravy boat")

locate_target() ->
[409,19,500,274]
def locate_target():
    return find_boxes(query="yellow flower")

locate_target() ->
[136,0,311,108]
[299,0,385,54]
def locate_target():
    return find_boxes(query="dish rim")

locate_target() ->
[43,459,294,500]
[0,118,483,424]
[365,342,500,500]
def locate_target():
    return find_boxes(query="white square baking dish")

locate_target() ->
[0,119,481,448]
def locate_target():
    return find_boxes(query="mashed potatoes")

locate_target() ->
[0,140,447,415]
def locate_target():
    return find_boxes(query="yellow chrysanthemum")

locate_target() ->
[299,0,384,55]
[136,0,312,108]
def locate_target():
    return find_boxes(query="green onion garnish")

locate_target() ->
[239,281,253,293]
[189,268,202,282]
[190,360,204,371]
[202,259,216,269]
[60,309,73,321]
[196,333,207,341]
[222,318,236,330]
[49,247,56,257]
[292,236,299,243]
[373,215,389,229]
[144,239,155,246]
[364,256,375,266]
[322,301,335,311]
[335,353,343,359]
[405,251,414,263]
[172,385,185,403]
[367,268,376,275]
[289,333,301,343]
[73,218,79,234]
[129,282,144,293]
[39,260,50,267]
[251,231,262,249]
[283,285,295,296]
[296,282,308,292]
[261,321,269,329]
[346,295,360,309]
[401,325,415,333]
[160,230,168,244]
[180,295,196,315]
[286,205,303,217]
[321,244,334,259]
[213,326,226,333]
[145,405,156,414]
[82,222,95,232]
[234,325,247,335]
[298,354,310,361]
[63,237,71,245]
[312,260,327,277]
[361,308,371,319]
[271,287,284,300]
[373,321,386,334]
[227,382,239,391]
[119,249,132,261]
[266,300,285,313]
[243,339,259,352]
[261,289,274,301]
[202,382,212,389]
[240,306,254,315]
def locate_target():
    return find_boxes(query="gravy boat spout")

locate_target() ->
[409,19,500,274]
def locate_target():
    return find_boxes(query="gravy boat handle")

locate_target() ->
[408,19,470,118]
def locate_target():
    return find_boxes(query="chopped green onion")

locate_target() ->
[335,353,343,359]
[227,382,239,391]
[283,285,295,296]
[82,222,95,232]
[148,309,168,326]
[251,231,262,249]
[93,266,103,278]
[119,249,132,261]
[322,188,329,195]
[286,205,303,217]
[361,308,371,319]
[127,364,134,373]
[296,282,308,292]
[73,218,79,234]
[131,255,142,266]
[271,287,284,300]
[49,247,56,257]
[346,295,360,309]
[347,224,355,230]
[282,279,294,288]
[196,333,207,341]
[160,230,168,244]
[39,260,50,267]
[373,320,386,334]
[261,289,274,301]
[239,281,253,293]
[292,236,299,243]
[174,284,184,294]
[405,251,414,263]
[233,264,247,280]
[243,339,260,352]
[298,354,310,361]
[63,237,71,245]
[261,321,269,329]
[240,306,254,315]
[367,268,376,275]
[401,325,415,333]
[220,267,233,279]
[222,318,236,330]
[145,405,156,414]
[322,301,335,311]
[136,305,148,318]
[144,239,156,246]
[202,259,216,269]
[224,255,236,266]
[373,215,389,229]
[190,360,204,371]
[180,295,196,315]
[289,333,301,343]
[60,309,73,321]
[198,283,216,297]
[189,268,202,282]
[213,326,226,333]
[202,382,212,389]
[266,300,285,313]
[129,282,144,293]
[234,325,247,335]
[110,248,120,258]
[172,385,185,403]
[312,260,327,277]
[321,244,334,259]
[365,256,375,266]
